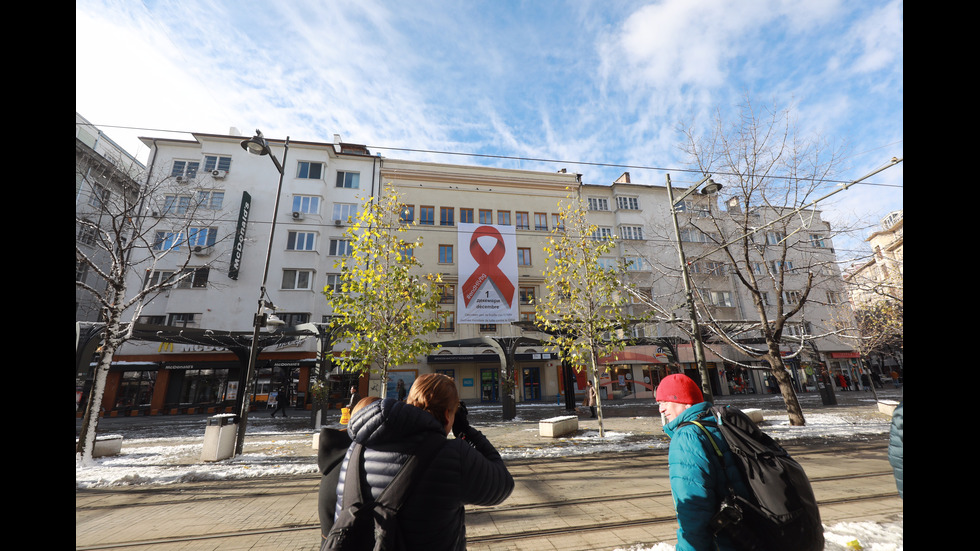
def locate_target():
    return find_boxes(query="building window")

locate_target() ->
[197,190,224,210]
[479,324,497,332]
[624,257,645,271]
[440,207,455,226]
[809,234,827,248]
[77,223,97,246]
[591,227,613,241]
[175,267,210,289]
[770,260,794,273]
[168,313,199,328]
[296,161,323,179]
[440,284,455,304]
[479,209,493,224]
[153,231,184,251]
[620,226,644,240]
[766,231,786,245]
[518,247,532,266]
[332,202,357,222]
[534,213,548,231]
[704,262,726,276]
[286,231,316,251]
[460,208,474,224]
[826,291,844,304]
[616,196,640,210]
[497,211,511,225]
[784,290,802,304]
[708,290,734,307]
[515,212,530,230]
[329,239,352,256]
[164,195,193,215]
[293,195,321,214]
[438,311,455,332]
[325,274,344,293]
[551,213,565,232]
[76,260,88,283]
[519,286,536,305]
[587,197,608,211]
[420,206,435,225]
[171,160,199,179]
[439,244,454,264]
[336,171,360,189]
[187,227,217,248]
[137,315,165,325]
[400,204,414,223]
[145,270,175,289]
[282,269,313,290]
[276,312,309,326]
[203,155,232,173]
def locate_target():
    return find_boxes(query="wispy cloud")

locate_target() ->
[76,0,901,259]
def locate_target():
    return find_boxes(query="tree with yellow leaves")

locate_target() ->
[535,194,633,436]
[324,185,443,399]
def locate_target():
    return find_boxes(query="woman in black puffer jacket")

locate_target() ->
[331,373,514,550]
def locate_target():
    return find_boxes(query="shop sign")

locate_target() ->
[229,191,251,280]
[830,352,861,359]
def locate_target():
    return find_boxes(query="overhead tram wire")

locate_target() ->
[78,122,902,189]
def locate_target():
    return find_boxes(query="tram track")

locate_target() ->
[76,438,898,550]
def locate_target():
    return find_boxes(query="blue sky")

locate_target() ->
[76,0,902,263]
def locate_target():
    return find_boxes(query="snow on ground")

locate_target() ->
[76,399,902,550]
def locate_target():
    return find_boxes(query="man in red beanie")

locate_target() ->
[657,374,750,551]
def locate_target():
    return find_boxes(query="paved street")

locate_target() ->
[77,387,903,550]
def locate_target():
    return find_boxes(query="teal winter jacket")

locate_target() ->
[663,402,751,551]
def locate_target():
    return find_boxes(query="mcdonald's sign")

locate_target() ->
[158,342,175,353]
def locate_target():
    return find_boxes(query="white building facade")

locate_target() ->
[91,130,859,416]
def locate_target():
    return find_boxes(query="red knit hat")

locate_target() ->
[655,374,704,405]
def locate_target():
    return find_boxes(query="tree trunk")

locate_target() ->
[766,352,806,426]
[589,355,606,437]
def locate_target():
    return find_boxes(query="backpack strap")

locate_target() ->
[679,420,723,458]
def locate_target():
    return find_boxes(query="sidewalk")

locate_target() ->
[77,387,903,550]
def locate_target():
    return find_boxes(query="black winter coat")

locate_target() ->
[334,398,514,550]
[317,427,353,539]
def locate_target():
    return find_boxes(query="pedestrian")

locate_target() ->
[583,380,597,418]
[888,401,903,499]
[396,378,407,401]
[318,396,378,539]
[331,373,514,549]
[657,373,752,551]
[890,370,901,388]
[836,373,848,391]
[346,385,361,410]
[270,386,289,418]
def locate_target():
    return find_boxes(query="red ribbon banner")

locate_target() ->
[462,225,515,307]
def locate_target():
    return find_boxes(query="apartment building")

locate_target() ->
[89,129,859,416]
[75,113,145,322]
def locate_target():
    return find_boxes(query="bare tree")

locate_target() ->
[75,150,231,462]
[673,99,854,425]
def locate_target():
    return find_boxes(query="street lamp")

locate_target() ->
[665,173,722,403]
[235,130,290,456]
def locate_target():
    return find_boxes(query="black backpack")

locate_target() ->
[322,432,444,551]
[680,405,824,551]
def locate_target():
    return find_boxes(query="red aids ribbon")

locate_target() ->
[462,226,515,307]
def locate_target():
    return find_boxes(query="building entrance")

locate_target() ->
[522,367,541,401]
[480,368,498,402]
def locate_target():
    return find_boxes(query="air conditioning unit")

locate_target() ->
[292,211,305,220]
[193,246,213,256]
[211,170,228,179]
[334,219,343,226]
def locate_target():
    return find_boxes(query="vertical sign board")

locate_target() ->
[228,191,251,280]
[458,223,518,323]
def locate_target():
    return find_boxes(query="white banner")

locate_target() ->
[457,223,518,323]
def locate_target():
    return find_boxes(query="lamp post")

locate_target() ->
[665,173,722,403]
[234,130,290,456]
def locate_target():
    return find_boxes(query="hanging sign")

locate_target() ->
[228,191,251,280]
[458,223,518,323]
